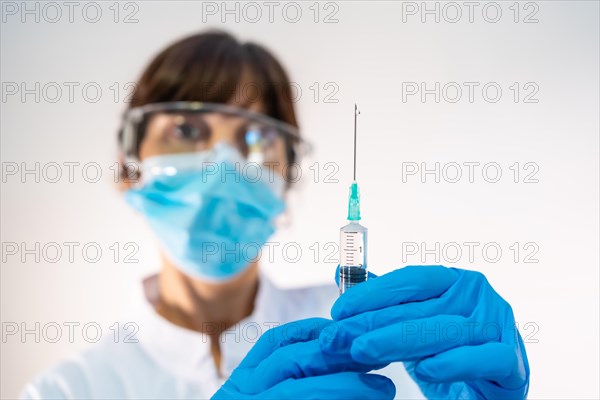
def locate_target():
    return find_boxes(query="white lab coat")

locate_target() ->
[21,273,424,399]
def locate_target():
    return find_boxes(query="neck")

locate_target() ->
[155,258,259,334]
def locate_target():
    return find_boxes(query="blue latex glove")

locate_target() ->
[322,266,530,399]
[212,317,395,400]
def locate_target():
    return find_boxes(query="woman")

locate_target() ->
[22,31,529,400]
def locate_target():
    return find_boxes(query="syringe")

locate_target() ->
[339,104,368,295]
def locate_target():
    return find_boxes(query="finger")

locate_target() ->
[414,342,528,390]
[320,297,447,355]
[350,314,472,364]
[334,265,378,287]
[239,340,375,393]
[262,372,396,400]
[238,318,332,369]
[331,265,460,320]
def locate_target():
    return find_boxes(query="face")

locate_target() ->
[137,74,289,179]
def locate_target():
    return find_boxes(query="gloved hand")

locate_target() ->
[320,266,530,399]
[212,317,395,400]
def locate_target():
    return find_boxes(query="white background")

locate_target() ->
[1,1,599,398]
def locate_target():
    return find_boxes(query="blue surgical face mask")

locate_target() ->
[125,143,285,282]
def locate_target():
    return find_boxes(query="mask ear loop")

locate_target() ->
[267,126,297,230]
[273,154,293,231]
[276,132,317,230]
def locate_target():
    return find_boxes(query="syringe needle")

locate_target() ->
[354,104,360,182]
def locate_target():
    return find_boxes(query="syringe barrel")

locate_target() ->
[339,221,368,295]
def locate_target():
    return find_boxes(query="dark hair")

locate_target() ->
[122,30,299,168]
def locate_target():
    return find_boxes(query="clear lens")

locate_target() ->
[147,112,288,164]
[236,123,282,165]
[120,102,311,184]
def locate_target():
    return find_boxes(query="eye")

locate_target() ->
[262,128,278,145]
[173,122,198,139]
[170,115,210,141]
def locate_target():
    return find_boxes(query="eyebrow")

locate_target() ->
[236,96,265,113]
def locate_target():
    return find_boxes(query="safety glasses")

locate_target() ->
[119,101,311,166]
